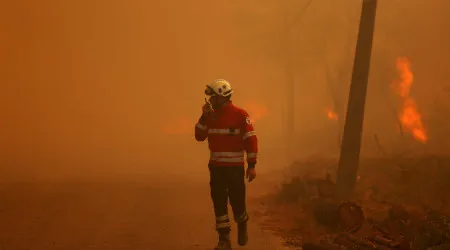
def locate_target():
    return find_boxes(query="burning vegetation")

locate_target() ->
[326,108,339,121]
[244,101,269,124]
[255,55,450,250]
[261,155,450,250]
[392,57,427,143]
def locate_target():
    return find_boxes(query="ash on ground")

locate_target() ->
[259,156,450,250]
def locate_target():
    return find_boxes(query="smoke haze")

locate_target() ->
[1,0,449,181]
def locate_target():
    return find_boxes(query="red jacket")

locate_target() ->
[195,101,258,167]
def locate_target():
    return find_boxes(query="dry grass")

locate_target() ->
[259,156,450,249]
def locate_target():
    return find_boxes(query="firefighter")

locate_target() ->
[194,79,258,250]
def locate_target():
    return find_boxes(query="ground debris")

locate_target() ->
[270,157,450,250]
[302,242,347,250]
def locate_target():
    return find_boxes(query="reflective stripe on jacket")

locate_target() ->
[194,101,258,166]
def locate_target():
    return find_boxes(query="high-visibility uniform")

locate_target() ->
[194,101,258,166]
[194,101,258,236]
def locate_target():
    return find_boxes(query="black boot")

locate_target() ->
[237,222,248,246]
[214,233,232,250]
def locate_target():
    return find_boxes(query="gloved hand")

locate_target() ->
[202,98,214,115]
[246,164,256,182]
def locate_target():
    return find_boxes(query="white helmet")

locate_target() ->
[205,79,233,97]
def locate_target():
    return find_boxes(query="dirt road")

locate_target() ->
[0,173,288,250]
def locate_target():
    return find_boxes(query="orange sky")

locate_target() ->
[1,0,450,180]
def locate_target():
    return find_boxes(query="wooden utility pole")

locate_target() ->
[336,0,378,199]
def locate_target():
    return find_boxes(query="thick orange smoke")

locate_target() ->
[161,102,267,135]
[162,116,193,135]
[392,57,427,143]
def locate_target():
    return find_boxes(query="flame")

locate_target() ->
[392,57,427,143]
[162,116,193,135]
[243,101,268,123]
[326,108,338,120]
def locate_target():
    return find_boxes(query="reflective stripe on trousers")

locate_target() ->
[235,212,249,223]
[209,165,246,233]
[216,214,230,229]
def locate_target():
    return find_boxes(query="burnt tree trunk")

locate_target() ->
[336,0,378,199]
